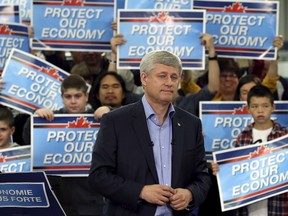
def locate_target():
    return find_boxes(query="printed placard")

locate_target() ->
[0,5,21,23]
[199,101,288,161]
[0,48,69,114]
[213,135,288,211]
[0,172,65,214]
[0,0,31,24]
[0,146,31,173]
[32,0,114,51]
[32,114,100,176]
[194,0,279,59]
[117,9,205,70]
[114,0,125,18]
[0,23,29,74]
[0,182,49,207]
[125,0,193,9]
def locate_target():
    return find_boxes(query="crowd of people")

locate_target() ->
[0,17,287,216]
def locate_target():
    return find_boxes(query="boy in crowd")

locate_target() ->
[23,74,104,216]
[212,84,288,215]
[0,108,20,149]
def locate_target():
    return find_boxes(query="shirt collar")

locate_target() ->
[142,95,175,120]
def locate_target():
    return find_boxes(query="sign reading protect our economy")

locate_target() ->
[199,101,288,161]
[0,23,29,74]
[0,5,20,23]
[0,172,65,215]
[0,146,31,173]
[32,114,100,176]
[0,49,69,114]
[0,0,31,24]
[194,0,279,60]
[117,10,205,70]
[32,0,114,51]
[213,135,288,211]
[125,0,193,9]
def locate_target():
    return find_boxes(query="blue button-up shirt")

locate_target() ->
[142,96,174,216]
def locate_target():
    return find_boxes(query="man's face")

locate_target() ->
[141,63,180,106]
[98,75,125,107]
[62,88,88,113]
[0,121,14,149]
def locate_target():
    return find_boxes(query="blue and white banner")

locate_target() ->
[32,0,114,51]
[0,49,69,114]
[0,182,49,207]
[194,0,279,60]
[199,101,288,161]
[114,0,124,18]
[0,23,29,74]
[117,10,205,70]
[125,0,193,9]
[0,0,31,24]
[32,114,100,176]
[0,146,31,173]
[213,135,288,211]
[0,172,65,215]
[0,5,20,23]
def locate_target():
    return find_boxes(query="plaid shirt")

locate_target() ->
[235,121,288,216]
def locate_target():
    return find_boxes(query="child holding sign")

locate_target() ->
[212,84,288,215]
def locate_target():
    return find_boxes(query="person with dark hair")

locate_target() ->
[233,74,261,101]
[22,74,104,216]
[212,85,288,216]
[92,71,141,110]
[0,108,19,149]
[182,36,284,103]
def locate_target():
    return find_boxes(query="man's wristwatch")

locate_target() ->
[208,54,217,60]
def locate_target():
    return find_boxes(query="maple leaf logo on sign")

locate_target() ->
[0,155,7,162]
[249,145,273,158]
[149,12,174,23]
[0,25,12,35]
[224,2,247,13]
[62,0,83,6]
[67,116,92,128]
[232,105,250,115]
[39,67,64,81]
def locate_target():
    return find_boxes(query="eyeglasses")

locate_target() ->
[220,73,238,79]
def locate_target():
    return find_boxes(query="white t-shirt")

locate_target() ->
[247,127,272,216]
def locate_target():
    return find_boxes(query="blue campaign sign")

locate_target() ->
[117,10,205,70]
[0,23,29,74]
[213,135,288,211]
[199,101,288,161]
[125,0,193,9]
[32,114,100,176]
[0,49,69,114]
[0,0,31,24]
[0,5,21,23]
[194,0,279,60]
[32,0,114,52]
[114,0,124,18]
[0,172,65,215]
[0,146,31,173]
[0,182,49,207]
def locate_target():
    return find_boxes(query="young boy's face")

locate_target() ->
[248,96,275,126]
[62,88,88,113]
[0,121,14,149]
